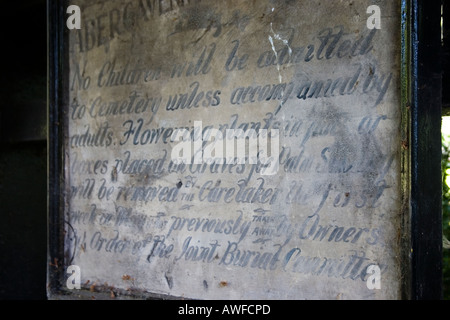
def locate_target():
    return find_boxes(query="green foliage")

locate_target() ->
[441,135,450,299]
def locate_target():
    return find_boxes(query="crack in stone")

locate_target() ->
[268,14,293,115]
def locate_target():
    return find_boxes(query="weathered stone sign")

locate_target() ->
[53,0,404,299]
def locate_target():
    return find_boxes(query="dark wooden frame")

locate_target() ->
[408,0,443,300]
[47,0,68,296]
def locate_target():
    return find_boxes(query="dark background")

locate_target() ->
[0,0,48,300]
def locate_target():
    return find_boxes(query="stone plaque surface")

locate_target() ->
[59,0,402,299]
